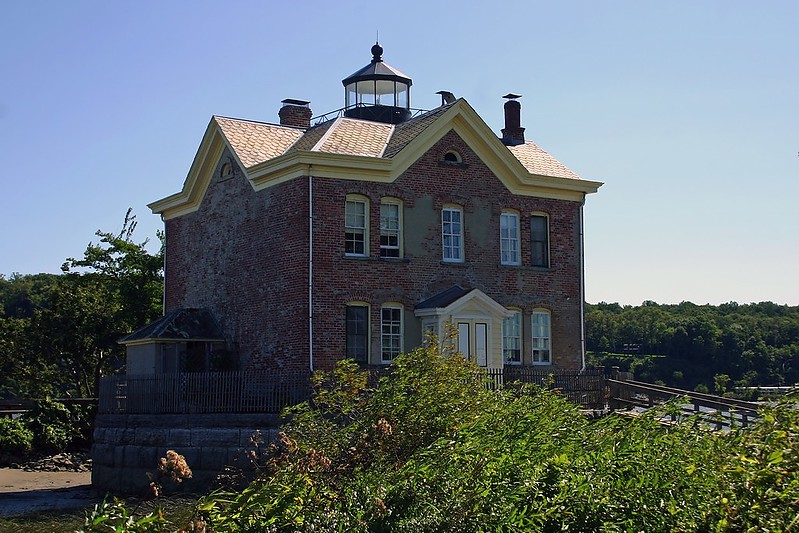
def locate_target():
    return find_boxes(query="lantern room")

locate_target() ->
[342,42,412,124]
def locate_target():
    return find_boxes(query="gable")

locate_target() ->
[150,100,602,220]
[415,287,512,319]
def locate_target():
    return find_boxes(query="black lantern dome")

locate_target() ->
[342,42,412,124]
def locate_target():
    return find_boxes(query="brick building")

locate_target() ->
[121,43,602,374]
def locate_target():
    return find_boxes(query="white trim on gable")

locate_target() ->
[414,289,512,320]
[150,100,603,220]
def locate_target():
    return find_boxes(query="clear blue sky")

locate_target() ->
[1,1,797,306]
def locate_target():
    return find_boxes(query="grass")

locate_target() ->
[0,496,199,533]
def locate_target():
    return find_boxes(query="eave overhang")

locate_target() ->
[150,99,603,221]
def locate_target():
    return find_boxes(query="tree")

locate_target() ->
[2,209,164,398]
[62,208,164,331]
[27,279,122,397]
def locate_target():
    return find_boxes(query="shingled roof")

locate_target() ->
[118,308,224,344]
[212,100,583,180]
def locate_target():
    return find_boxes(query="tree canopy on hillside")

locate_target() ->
[586,301,799,390]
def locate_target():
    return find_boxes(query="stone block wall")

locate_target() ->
[92,412,281,494]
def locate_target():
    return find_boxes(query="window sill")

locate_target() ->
[342,255,411,264]
[498,263,553,272]
[440,260,467,267]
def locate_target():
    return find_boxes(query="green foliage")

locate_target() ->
[21,399,82,453]
[192,342,799,532]
[0,209,163,398]
[586,300,799,390]
[80,497,168,533]
[714,396,799,531]
[0,417,34,456]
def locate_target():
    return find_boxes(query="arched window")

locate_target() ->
[531,212,550,268]
[380,304,403,363]
[502,309,522,364]
[443,150,462,163]
[345,194,369,257]
[531,309,552,364]
[442,205,464,262]
[345,303,369,363]
[500,210,520,265]
[379,198,403,258]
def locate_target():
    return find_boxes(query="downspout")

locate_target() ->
[579,194,586,371]
[308,167,314,372]
[161,214,166,316]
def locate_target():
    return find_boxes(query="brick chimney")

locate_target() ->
[500,93,525,146]
[279,99,312,128]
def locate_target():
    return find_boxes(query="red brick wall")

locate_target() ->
[165,130,585,371]
[165,148,310,372]
[310,130,583,370]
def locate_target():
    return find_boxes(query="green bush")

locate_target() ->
[192,342,799,531]
[0,417,33,457]
[20,399,81,453]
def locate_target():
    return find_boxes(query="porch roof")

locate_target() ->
[415,285,512,319]
[415,285,472,310]
[119,308,224,345]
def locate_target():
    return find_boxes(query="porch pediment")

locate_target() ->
[414,286,512,319]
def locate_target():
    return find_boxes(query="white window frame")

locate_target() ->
[532,309,552,365]
[345,195,369,257]
[500,211,520,265]
[442,205,464,263]
[502,310,522,365]
[531,212,550,268]
[380,304,403,363]
[345,303,370,363]
[379,198,402,259]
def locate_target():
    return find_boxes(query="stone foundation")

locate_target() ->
[91,413,281,494]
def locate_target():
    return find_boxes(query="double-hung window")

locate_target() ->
[500,211,520,265]
[345,196,368,256]
[502,310,522,364]
[380,200,402,258]
[531,213,550,267]
[345,304,369,363]
[532,310,552,364]
[442,206,463,262]
[380,305,403,363]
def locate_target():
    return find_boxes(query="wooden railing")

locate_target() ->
[98,371,311,415]
[608,375,761,429]
[484,366,607,410]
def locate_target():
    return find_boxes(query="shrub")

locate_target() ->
[0,417,33,457]
[195,343,799,532]
[20,399,81,453]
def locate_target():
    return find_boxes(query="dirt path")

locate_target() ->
[0,468,99,517]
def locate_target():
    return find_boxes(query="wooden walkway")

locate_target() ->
[608,374,761,429]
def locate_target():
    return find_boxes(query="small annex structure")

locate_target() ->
[121,42,602,374]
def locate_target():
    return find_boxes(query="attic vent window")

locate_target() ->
[443,151,461,163]
[220,163,233,177]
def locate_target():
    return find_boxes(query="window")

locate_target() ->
[531,214,550,267]
[345,196,368,256]
[346,304,369,362]
[532,310,551,364]
[380,199,402,258]
[442,206,463,262]
[443,150,461,163]
[381,305,403,363]
[500,211,520,265]
[502,310,522,364]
